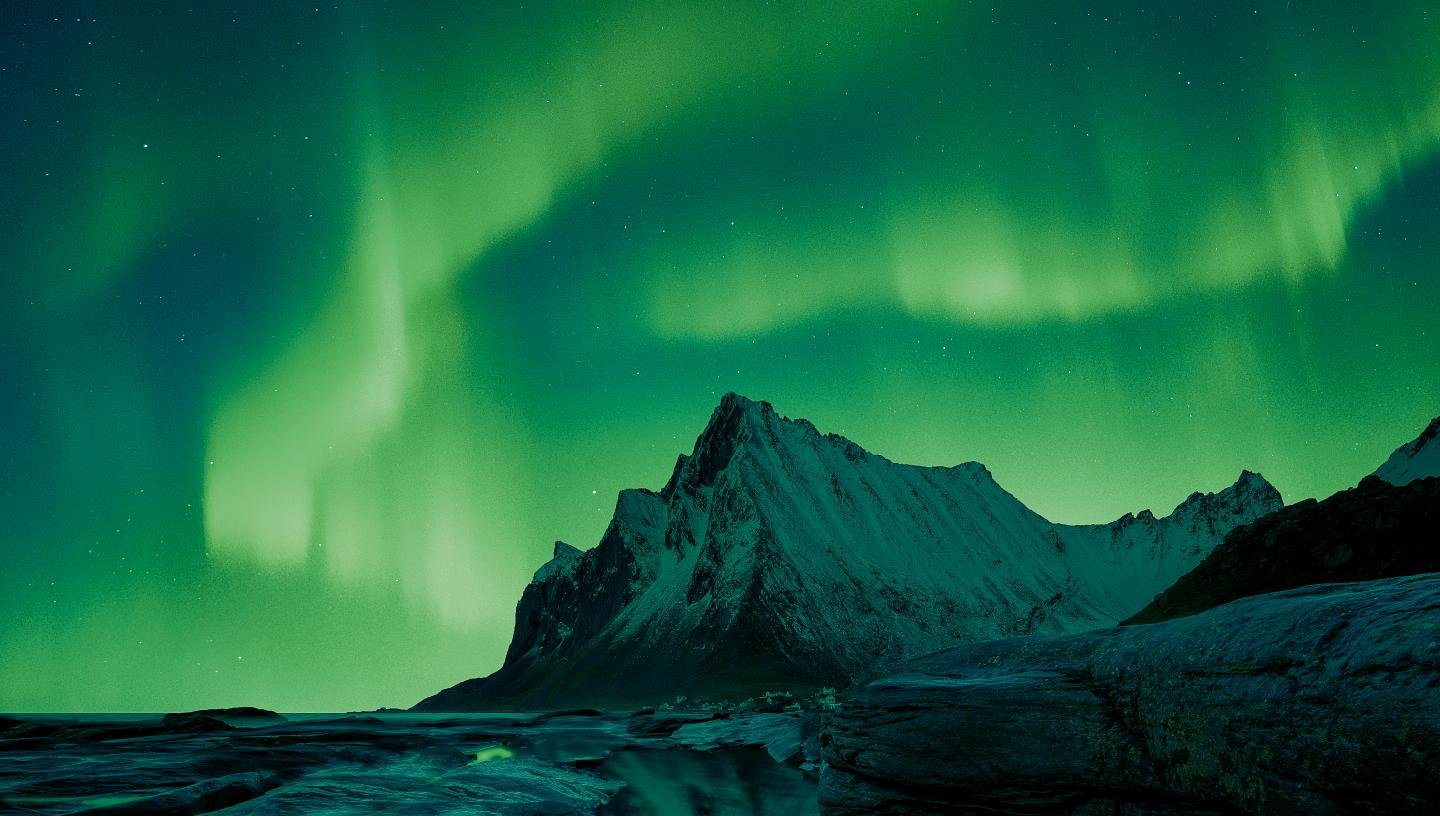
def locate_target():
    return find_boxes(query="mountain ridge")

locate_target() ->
[1124,413,1440,625]
[1124,474,1440,625]
[416,393,1281,711]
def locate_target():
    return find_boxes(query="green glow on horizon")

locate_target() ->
[2,0,1439,712]
[202,0,960,621]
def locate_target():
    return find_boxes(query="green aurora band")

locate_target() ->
[2,0,1438,711]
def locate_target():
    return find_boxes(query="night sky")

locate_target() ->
[3,1,1437,712]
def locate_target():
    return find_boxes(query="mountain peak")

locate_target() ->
[1406,416,1440,452]
[1375,415,1440,486]
[706,391,782,433]
[532,541,583,582]
[1125,474,1440,626]
[418,394,1289,711]
[673,392,815,493]
[1172,469,1278,509]
[955,460,992,477]
[716,390,766,413]
[1160,470,1282,541]
[686,394,765,489]
[1230,469,1279,499]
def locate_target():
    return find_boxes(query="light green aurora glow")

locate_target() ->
[203,1,963,621]
[2,0,1438,711]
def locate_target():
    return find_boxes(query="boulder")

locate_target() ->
[157,713,234,733]
[820,574,1440,815]
[163,707,286,727]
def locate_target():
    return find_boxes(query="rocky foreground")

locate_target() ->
[820,573,1440,815]
[0,709,818,815]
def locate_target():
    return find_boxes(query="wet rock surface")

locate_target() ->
[820,574,1440,815]
[0,711,816,815]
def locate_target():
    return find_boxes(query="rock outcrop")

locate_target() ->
[164,707,287,727]
[416,393,1279,711]
[820,574,1440,815]
[1126,474,1440,624]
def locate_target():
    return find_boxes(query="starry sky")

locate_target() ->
[2,1,1438,712]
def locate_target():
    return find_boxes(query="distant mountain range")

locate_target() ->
[417,393,1281,710]
[1124,416,1440,625]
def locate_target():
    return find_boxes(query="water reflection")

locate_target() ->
[598,748,817,816]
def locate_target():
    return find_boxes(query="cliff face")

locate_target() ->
[416,394,1281,711]
[820,574,1440,815]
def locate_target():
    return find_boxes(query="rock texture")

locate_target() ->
[1126,475,1440,624]
[1375,415,1440,486]
[69,772,281,816]
[417,393,1280,711]
[2,711,813,815]
[820,574,1440,815]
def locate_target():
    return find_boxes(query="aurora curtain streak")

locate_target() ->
[2,0,1438,712]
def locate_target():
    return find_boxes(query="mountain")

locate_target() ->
[1052,469,1281,619]
[824,414,1440,813]
[1123,414,1440,624]
[1124,475,1440,624]
[415,394,1281,711]
[1123,413,1440,625]
[1374,415,1440,486]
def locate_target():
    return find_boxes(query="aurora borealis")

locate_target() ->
[2,0,1438,713]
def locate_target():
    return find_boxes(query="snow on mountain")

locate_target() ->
[1054,469,1283,621]
[1374,416,1440,486]
[1124,474,1440,626]
[415,394,1282,711]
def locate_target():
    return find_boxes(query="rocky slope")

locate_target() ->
[1125,474,1440,624]
[416,394,1280,711]
[820,574,1440,815]
[1374,415,1440,486]
[0,710,816,815]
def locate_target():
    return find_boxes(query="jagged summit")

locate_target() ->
[1165,468,1282,533]
[415,395,1282,711]
[1229,468,1275,498]
[532,541,583,582]
[1050,467,1282,618]
[1166,469,1275,511]
[665,392,1002,497]
[1375,415,1440,486]
[1070,469,1277,538]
